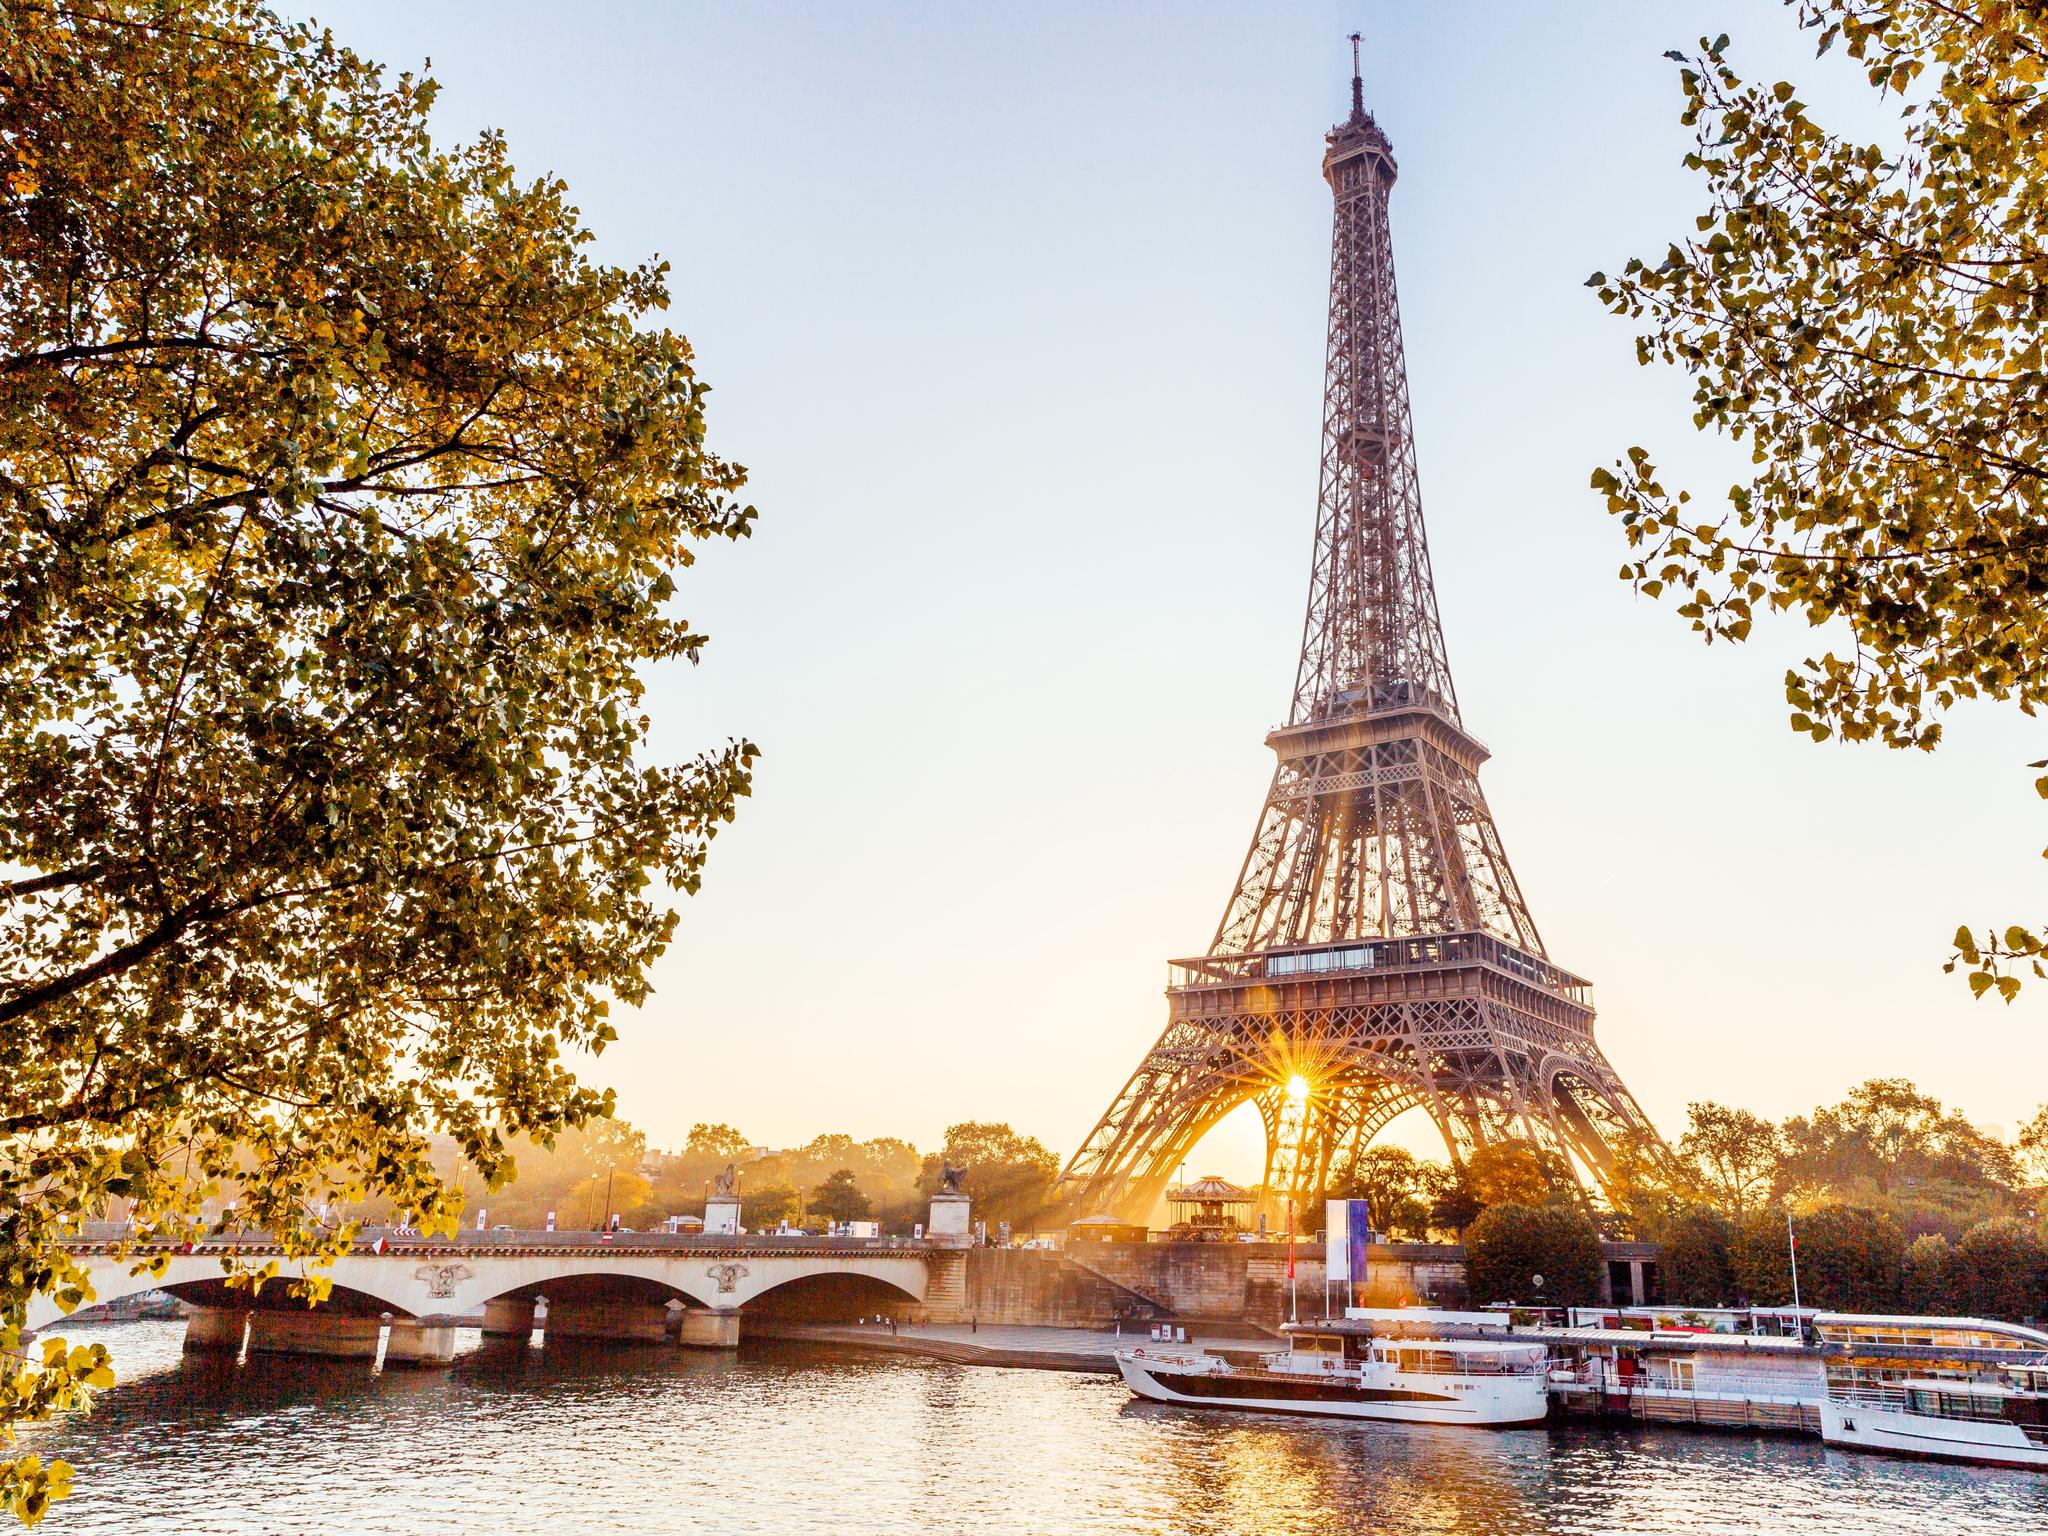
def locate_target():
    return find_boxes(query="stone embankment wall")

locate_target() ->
[957,1242,1471,1328]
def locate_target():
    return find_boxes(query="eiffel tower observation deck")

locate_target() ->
[1061,41,1662,1224]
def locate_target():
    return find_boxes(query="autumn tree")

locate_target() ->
[1786,1203,1905,1311]
[1901,1232,1955,1314]
[1462,1203,1603,1309]
[0,4,754,1518]
[1658,1207,1737,1306]
[1327,1145,1432,1240]
[810,1169,871,1225]
[922,1122,1060,1230]
[1587,2,2048,994]
[1678,1102,1782,1217]
[1950,1218,2048,1321]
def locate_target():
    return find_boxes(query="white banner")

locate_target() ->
[1326,1199,1353,1281]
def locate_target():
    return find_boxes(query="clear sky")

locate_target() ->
[324,1,2047,1176]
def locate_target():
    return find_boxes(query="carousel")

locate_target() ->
[1164,1175,1255,1241]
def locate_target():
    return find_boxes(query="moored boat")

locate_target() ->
[1116,1323,1549,1426]
[1821,1361,2048,1470]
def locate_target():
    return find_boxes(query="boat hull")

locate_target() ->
[1820,1400,2048,1470]
[1117,1352,1548,1427]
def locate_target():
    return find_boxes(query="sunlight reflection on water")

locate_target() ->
[22,1322,2048,1535]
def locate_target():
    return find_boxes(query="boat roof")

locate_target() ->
[1288,1329,1542,1354]
[1290,1319,1810,1352]
[1815,1312,2048,1344]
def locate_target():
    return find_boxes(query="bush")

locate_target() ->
[1731,1210,1794,1305]
[1951,1219,2048,1321]
[1901,1233,1953,1315]
[1790,1204,1904,1311]
[1464,1202,1602,1308]
[1658,1208,1736,1306]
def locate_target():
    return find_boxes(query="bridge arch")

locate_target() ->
[738,1270,923,1324]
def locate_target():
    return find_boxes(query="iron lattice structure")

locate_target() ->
[1061,59,1661,1223]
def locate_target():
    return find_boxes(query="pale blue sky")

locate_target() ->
[326,2,2046,1174]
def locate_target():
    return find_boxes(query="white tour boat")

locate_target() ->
[1116,1322,1549,1427]
[1821,1359,2048,1470]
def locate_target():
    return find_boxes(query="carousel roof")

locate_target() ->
[1168,1175,1253,1203]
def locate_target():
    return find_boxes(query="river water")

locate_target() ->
[21,1321,2048,1534]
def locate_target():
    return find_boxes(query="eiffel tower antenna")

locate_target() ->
[1060,50,1664,1223]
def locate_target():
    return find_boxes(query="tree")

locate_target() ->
[1463,1140,1560,1209]
[1777,1080,2018,1229]
[811,1169,871,1225]
[1328,1145,1431,1240]
[1950,1219,2048,1321]
[1901,1232,1955,1315]
[686,1124,751,1164]
[1462,1203,1603,1309]
[1659,1208,1737,1307]
[2017,1105,2048,1189]
[1678,1103,1782,1218]
[922,1122,1060,1230]
[1788,1203,1905,1311]
[1419,1160,1482,1238]
[743,1182,801,1231]
[1587,3,2048,995]
[1731,1210,1797,1306]
[0,5,755,1519]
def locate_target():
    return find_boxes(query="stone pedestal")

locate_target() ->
[922,1251,968,1324]
[480,1296,537,1339]
[245,1311,383,1359]
[927,1191,972,1249]
[182,1307,248,1355]
[383,1321,458,1367]
[543,1299,669,1343]
[675,1309,742,1349]
[703,1195,742,1237]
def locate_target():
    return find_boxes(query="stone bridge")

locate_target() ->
[44,1226,966,1366]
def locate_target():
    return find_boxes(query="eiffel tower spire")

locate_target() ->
[1061,50,1662,1223]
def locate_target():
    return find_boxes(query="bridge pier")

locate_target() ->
[182,1307,248,1355]
[543,1299,668,1343]
[480,1297,537,1339]
[676,1310,742,1349]
[383,1320,458,1367]
[246,1312,383,1359]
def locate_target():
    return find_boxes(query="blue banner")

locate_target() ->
[1347,1200,1374,1293]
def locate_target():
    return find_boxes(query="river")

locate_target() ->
[20,1321,2048,1534]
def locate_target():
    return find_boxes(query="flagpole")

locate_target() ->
[1786,1209,1802,1315]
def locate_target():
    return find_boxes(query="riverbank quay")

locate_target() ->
[746,1320,1277,1374]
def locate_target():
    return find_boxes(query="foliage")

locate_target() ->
[920,1122,1060,1230]
[1678,1103,1781,1218]
[2017,1106,2048,1188]
[1419,1160,1483,1237]
[1731,1210,1797,1305]
[1900,1232,1954,1314]
[1778,1079,2017,1236]
[1462,1202,1604,1308]
[476,1121,648,1228]
[1950,1218,2048,1321]
[1463,1140,1564,1209]
[1788,1203,1905,1311]
[1587,2,2048,995]
[0,2,755,1515]
[1658,1207,1737,1306]
[742,1182,800,1230]
[810,1169,871,1224]
[1326,1145,1432,1240]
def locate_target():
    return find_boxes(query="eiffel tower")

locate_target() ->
[1061,42,1661,1223]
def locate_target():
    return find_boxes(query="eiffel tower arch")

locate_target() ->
[1060,44,1664,1224]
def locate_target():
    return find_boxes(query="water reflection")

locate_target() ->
[22,1323,2048,1535]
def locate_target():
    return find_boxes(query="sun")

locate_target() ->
[1285,1073,1311,1103]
